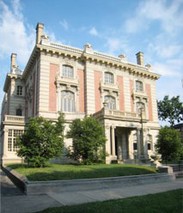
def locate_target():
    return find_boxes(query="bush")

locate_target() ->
[67,116,106,164]
[17,113,65,167]
[156,126,183,163]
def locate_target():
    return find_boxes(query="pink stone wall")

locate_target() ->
[49,63,58,112]
[130,80,134,112]
[94,71,102,112]
[117,76,125,111]
[146,84,153,121]
[77,69,85,113]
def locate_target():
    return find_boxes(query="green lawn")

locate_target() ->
[8,163,156,181]
[36,189,183,213]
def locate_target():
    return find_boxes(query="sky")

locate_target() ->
[0,0,183,108]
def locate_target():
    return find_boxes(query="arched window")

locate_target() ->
[17,86,23,96]
[62,65,74,78]
[16,108,22,116]
[136,80,143,92]
[61,91,75,112]
[104,95,116,110]
[105,72,114,84]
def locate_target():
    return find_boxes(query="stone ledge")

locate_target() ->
[2,165,176,195]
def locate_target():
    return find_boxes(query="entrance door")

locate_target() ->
[115,127,130,161]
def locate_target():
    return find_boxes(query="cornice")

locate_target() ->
[3,73,23,92]
[23,41,160,81]
[22,46,39,79]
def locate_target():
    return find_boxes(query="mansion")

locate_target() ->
[0,23,160,164]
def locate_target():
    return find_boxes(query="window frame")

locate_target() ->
[8,129,23,152]
[62,65,74,79]
[61,90,75,112]
[17,85,23,96]
[104,95,116,110]
[104,72,114,84]
[147,134,153,151]
[136,80,143,92]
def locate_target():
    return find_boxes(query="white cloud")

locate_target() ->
[125,0,183,34]
[0,0,35,67]
[59,19,69,31]
[147,37,183,59]
[106,38,121,53]
[89,27,98,36]
[153,61,182,77]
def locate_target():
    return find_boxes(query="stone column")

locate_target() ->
[143,129,148,159]
[111,126,116,156]
[137,128,141,159]
[105,125,111,163]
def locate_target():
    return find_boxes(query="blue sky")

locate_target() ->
[0,0,183,107]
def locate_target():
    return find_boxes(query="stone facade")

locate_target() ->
[0,23,160,164]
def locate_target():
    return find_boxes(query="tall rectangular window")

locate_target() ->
[17,86,23,96]
[8,129,23,152]
[133,133,137,150]
[136,80,143,92]
[104,95,116,110]
[105,72,114,84]
[61,91,75,112]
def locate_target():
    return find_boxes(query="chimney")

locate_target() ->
[36,23,44,44]
[136,51,144,66]
[11,53,17,72]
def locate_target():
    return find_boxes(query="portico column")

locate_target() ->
[111,126,116,156]
[137,128,141,159]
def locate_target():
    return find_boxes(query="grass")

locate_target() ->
[8,163,156,181]
[36,189,183,213]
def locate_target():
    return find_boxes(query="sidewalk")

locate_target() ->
[1,169,183,213]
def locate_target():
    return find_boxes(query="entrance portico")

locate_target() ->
[106,125,138,163]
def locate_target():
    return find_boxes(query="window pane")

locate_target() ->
[62,65,73,78]
[8,129,12,136]
[17,86,23,95]
[104,95,116,110]
[136,81,143,92]
[61,91,75,112]
[8,138,12,151]
[105,72,114,84]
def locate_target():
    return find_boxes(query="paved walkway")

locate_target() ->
[1,169,183,213]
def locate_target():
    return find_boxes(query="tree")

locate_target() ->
[67,116,106,164]
[17,113,65,167]
[155,126,183,162]
[157,95,183,126]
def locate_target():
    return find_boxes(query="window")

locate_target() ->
[16,108,22,116]
[62,65,74,78]
[61,91,75,112]
[105,72,114,84]
[8,129,23,152]
[104,95,116,110]
[133,133,137,150]
[17,86,23,96]
[147,134,153,150]
[136,80,143,92]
